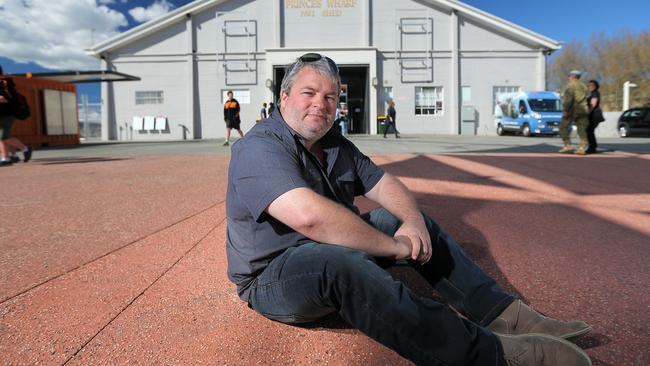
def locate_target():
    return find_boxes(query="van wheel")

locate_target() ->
[522,124,532,137]
[618,123,630,137]
[497,124,505,136]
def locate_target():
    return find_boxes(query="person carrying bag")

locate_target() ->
[0,66,32,166]
[586,79,603,154]
[0,77,30,120]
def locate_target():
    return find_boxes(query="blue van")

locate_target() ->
[494,91,563,137]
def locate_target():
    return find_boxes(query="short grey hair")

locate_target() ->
[280,56,341,96]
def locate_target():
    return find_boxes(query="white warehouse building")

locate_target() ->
[87,0,561,141]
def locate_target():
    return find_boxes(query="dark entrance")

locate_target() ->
[273,65,368,134]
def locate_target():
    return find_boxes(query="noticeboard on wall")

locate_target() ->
[222,89,250,104]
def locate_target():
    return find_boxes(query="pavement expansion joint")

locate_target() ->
[61,216,226,365]
[0,200,225,305]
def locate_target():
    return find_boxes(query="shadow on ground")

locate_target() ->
[465,141,650,154]
[34,157,132,165]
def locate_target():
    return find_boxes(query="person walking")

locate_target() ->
[558,70,589,155]
[383,100,400,138]
[223,90,244,146]
[0,67,32,166]
[267,102,275,116]
[226,53,592,366]
[586,80,602,154]
[260,102,268,120]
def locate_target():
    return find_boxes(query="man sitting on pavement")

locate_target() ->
[225,53,592,366]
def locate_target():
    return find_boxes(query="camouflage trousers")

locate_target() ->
[559,114,589,146]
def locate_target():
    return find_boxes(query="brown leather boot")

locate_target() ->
[498,333,592,366]
[488,300,592,340]
[558,144,574,153]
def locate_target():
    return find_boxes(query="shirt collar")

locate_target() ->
[271,109,341,175]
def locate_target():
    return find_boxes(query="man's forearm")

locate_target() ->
[366,174,422,223]
[267,188,404,258]
[302,196,401,257]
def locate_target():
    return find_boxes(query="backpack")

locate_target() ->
[12,92,30,120]
[0,78,30,120]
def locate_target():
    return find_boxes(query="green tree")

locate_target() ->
[549,30,650,111]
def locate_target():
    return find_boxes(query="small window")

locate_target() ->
[415,87,443,115]
[518,100,527,115]
[493,86,520,114]
[135,91,164,105]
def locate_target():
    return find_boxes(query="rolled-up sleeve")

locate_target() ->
[230,133,308,221]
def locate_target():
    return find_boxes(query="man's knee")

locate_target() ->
[364,208,401,235]
[312,244,373,269]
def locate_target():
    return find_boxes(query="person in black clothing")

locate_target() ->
[267,102,275,116]
[0,66,32,166]
[260,103,268,120]
[223,90,244,146]
[586,80,601,154]
[383,100,399,138]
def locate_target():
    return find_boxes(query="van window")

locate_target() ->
[518,101,527,115]
[528,98,562,112]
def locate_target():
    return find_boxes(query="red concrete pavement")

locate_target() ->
[1,151,648,365]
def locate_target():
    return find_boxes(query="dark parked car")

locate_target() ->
[618,107,650,137]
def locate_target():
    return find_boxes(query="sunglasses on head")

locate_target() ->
[299,53,339,73]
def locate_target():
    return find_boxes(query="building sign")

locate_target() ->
[283,0,363,47]
[285,0,358,17]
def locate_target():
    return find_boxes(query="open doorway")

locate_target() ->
[273,65,369,134]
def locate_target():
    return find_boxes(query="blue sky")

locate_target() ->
[1,0,648,100]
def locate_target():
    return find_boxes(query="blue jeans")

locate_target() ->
[248,208,513,366]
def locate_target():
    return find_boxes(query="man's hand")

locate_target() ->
[393,235,414,260]
[394,217,432,264]
[0,95,7,103]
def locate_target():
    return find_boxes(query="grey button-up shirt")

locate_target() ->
[226,110,385,300]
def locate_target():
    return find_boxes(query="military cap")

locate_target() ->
[569,70,582,77]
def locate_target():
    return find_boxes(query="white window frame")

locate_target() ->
[135,91,164,105]
[492,86,520,114]
[222,89,251,104]
[415,86,444,116]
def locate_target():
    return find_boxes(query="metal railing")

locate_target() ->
[78,94,101,140]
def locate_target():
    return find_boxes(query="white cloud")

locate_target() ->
[98,0,115,4]
[128,0,175,24]
[0,0,128,70]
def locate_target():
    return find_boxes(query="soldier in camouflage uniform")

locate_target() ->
[559,70,589,154]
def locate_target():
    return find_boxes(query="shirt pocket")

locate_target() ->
[335,171,357,202]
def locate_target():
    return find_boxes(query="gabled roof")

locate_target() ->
[87,0,226,56]
[433,0,561,50]
[8,71,140,83]
[87,0,561,57]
